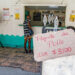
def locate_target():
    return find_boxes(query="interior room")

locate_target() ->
[25,6,66,27]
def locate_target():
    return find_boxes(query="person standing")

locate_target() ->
[24,16,33,53]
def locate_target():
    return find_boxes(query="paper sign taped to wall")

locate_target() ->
[15,8,20,19]
[3,8,9,20]
[33,29,75,62]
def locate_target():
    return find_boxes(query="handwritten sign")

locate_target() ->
[33,29,75,62]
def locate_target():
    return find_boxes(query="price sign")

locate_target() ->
[33,29,75,62]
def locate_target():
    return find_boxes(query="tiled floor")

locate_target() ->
[0,47,41,73]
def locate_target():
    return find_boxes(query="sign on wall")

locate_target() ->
[15,8,20,20]
[3,8,9,21]
[33,29,75,62]
[70,10,75,22]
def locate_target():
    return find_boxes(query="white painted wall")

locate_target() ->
[0,0,24,36]
[0,0,75,36]
[32,27,42,35]
[65,0,75,27]
[20,0,67,5]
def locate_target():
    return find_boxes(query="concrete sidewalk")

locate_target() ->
[0,48,41,72]
[0,67,41,75]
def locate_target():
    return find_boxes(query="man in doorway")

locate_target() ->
[24,16,33,53]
